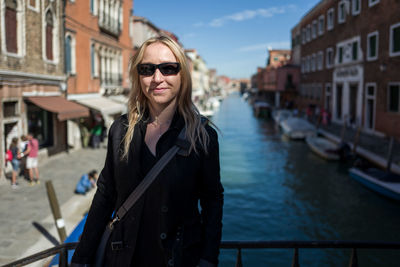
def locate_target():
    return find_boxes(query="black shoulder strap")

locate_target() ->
[112,126,187,224]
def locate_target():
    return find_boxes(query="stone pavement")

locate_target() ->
[0,145,107,266]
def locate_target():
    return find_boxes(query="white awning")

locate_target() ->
[108,95,129,105]
[75,96,127,115]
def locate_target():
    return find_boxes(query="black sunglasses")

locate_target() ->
[137,62,181,76]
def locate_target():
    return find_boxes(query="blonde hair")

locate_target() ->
[122,35,210,159]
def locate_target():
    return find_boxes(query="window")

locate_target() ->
[327,8,334,30]
[65,34,76,74]
[390,22,400,57]
[388,83,400,112]
[306,55,311,72]
[306,24,311,42]
[90,0,94,13]
[3,101,18,117]
[318,15,324,35]
[302,28,306,44]
[45,10,54,60]
[338,1,346,24]
[326,47,334,68]
[317,51,323,70]
[311,54,316,72]
[91,44,95,77]
[312,20,317,39]
[338,46,343,63]
[369,0,380,7]
[5,2,18,53]
[367,31,378,61]
[65,36,72,73]
[352,40,358,61]
[352,0,361,15]
[301,58,305,73]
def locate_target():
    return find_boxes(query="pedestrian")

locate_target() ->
[9,137,21,189]
[71,35,224,267]
[75,170,98,195]
[19,135,29,180]
[90,123,102,149]
[24,133,40,185]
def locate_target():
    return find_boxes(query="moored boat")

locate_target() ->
[280,117,316,140]
[306,136,340,160]
[272,109,293,124]
[349,167,400,201]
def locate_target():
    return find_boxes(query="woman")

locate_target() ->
[9,137,21,189]
[71,35,224,267]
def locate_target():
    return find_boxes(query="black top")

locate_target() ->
[131,139,166,266]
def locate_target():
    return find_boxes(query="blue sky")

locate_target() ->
[134,0,321,79]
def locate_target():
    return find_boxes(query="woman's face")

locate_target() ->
[139,42,181,111]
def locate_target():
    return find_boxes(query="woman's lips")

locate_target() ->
[153,87,168,93]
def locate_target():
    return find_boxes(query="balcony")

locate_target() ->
[99,17,121,37]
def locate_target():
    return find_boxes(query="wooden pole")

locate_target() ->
[45,181,67,243]
[386,136,394,173]
[352,127,361,154]
[340,117,347,142]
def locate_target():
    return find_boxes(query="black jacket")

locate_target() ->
[71,112,224,266]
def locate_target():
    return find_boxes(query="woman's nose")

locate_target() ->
[153,68,164,83]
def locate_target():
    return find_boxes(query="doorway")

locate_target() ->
[349,83,358,125]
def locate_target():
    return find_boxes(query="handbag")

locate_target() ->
[93,126,189,267]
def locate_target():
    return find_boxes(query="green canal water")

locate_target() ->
[215,92,400,267]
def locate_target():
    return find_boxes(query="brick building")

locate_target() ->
[64,0,133,144]
[293,0,400,137]
[0,0,90,174]
[251,49,300,108]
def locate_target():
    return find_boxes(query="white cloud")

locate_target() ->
[238,41,291,52]
[193,22,204,27]
[209,5,296,27]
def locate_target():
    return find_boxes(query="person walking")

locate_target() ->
[71,35,224,267]
[24,133,40,185]
[9,137,21,189]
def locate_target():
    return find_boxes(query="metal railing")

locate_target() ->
[3,240,400,267]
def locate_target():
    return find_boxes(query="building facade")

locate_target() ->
[251,49,299,108]
[294,0,400,136]
[64,0,133,138]
[0,0,90,174]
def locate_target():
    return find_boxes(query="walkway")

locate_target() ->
[0,146,107,266]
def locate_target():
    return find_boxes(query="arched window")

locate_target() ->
[45,10,54,60]
[5,0,18,53]
[65,35,72,73]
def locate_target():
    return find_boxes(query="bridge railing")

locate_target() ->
[3,240,400,267]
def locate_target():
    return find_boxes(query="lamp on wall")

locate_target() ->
[379,63,387,72]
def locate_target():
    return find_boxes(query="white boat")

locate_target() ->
[349,167,400,201]
[280,117,316,140]
[306,136,340,160]
[272,109,293,124]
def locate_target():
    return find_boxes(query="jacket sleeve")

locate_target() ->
[71,121,119,264]
[199,125,224,265]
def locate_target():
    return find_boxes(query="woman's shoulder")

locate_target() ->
[201,116,218,137]
[109,114,128,136]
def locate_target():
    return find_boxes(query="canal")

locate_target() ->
[214,92,400,267]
